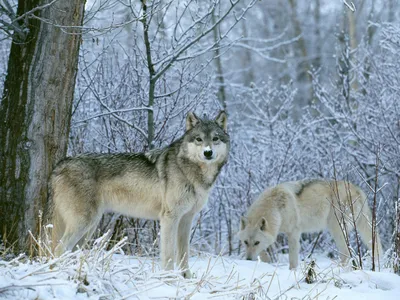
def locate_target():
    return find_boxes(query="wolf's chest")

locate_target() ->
[200,164,219,186]
[187,186,210,213]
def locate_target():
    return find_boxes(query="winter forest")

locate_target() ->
[1,0,400,299]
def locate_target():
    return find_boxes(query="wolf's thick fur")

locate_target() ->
[238,179,383,269]
[48,111,229,278]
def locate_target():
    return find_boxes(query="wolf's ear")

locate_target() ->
[186,112,200,131]
[259,217,268,231]
[215,111,228,132]
[240,217,247,230]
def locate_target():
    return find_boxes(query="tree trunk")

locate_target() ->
[141,0,155,150]
[212,10,226,110]
[346,7,358,91]
[313,0,321,70]
[388,0,396,22]
[287,0,312,103]
[0,0,85,252]
[394,177,400,275]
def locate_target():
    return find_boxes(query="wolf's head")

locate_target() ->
[238,217,275,261]
[181,111,230,165]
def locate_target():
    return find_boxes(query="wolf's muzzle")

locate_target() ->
[204,150,213,160]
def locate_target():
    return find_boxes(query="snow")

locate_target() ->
[1,237,400,300]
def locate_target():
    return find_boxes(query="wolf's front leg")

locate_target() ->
[259,250,272,263]
[177,213,195,278]
[160,213,180,271]
[288,232,301,269]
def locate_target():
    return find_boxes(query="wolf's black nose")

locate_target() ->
[204,150,213,159]
[246,257,252,261]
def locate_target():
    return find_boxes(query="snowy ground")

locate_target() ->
[1,237,399,299]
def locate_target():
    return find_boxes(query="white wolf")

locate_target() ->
[48,111,230,278]
[238,179,383,269]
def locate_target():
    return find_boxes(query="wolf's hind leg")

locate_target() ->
[356,209,384,265]
[327,217,351,265]
[54,219,91,256]
[177,212,195,278]
[76,218,101,250]
[288,231,301,269]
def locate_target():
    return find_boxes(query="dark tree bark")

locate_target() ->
[0,0,85,252]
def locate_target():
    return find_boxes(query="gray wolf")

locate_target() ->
[238,179,383,269]
[48,111,229,278]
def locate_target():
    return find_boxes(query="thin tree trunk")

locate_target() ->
[0,0,85,252]
[395,177,400,275]
[241,21,255,87]
[287,0,312,102]
[212,9,226,110]
[346,7,358,91]
[361,1,377,94]
[347,9,357,52]
[388,0,396,22]
[141,0,156,149]
[313,0,321,70]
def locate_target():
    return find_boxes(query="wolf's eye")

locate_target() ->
[254,241,260,246]
[244,240,248,245]
[195,137,203,142]
[212,136,219,142]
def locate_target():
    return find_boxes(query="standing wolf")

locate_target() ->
[48,111,229,278]
[238,179,383,269]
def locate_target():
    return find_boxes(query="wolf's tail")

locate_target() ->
[354,185,384,263]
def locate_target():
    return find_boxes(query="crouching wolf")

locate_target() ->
[238,179,383,269]
[48,111,229,278]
